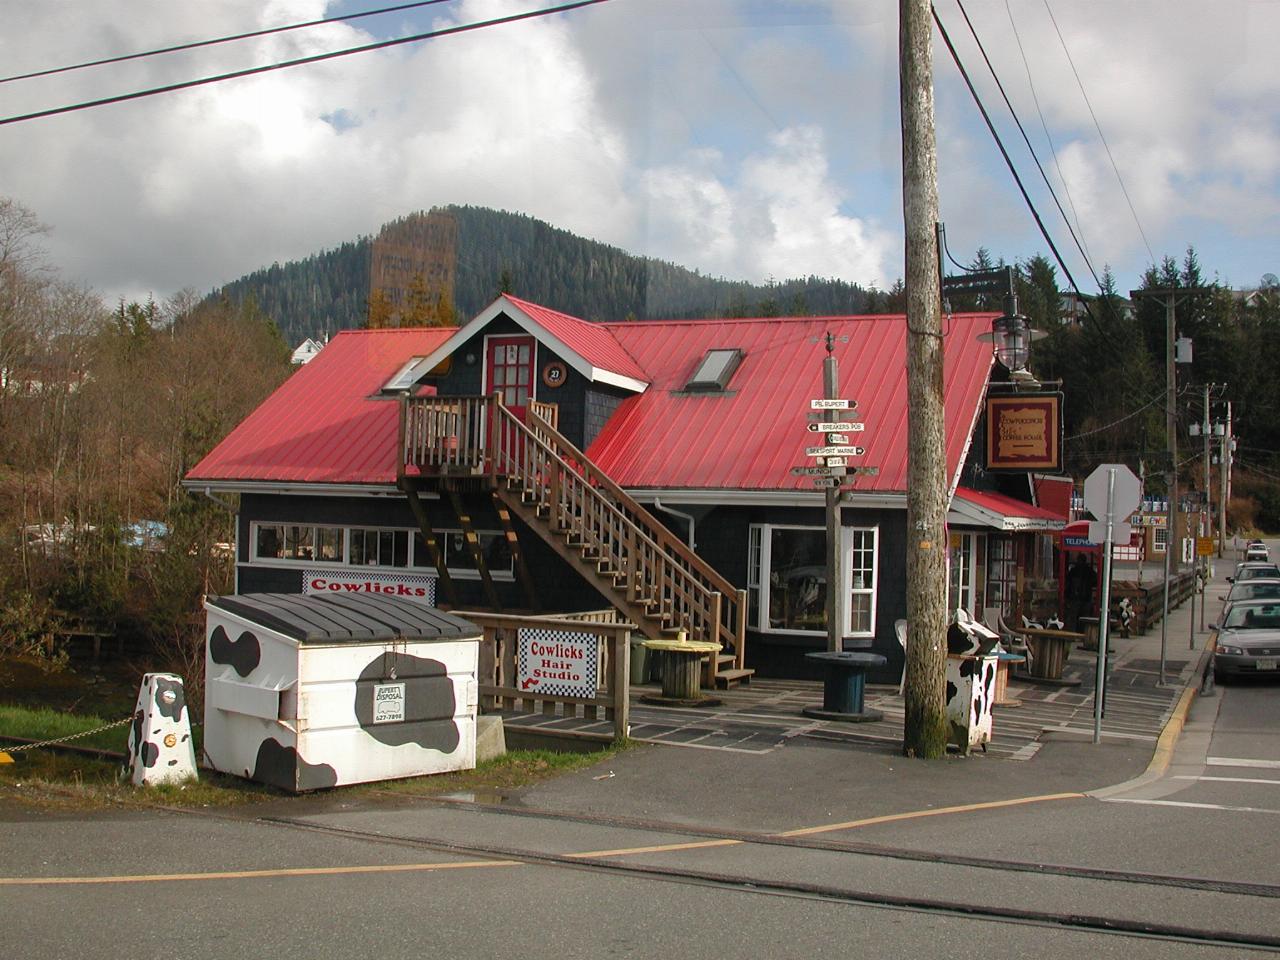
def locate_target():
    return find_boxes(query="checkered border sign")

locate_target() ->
[517,628,599,698]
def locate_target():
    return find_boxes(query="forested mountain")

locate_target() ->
[207,205,889,344]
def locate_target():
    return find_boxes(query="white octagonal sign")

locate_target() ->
[1084,463,1141,523]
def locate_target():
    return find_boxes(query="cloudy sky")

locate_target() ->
[1,0,1276,309]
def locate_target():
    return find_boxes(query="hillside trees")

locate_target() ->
[0,197,292,662]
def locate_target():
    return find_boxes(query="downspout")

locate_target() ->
[200,486,240,594]
[652,498,696,550]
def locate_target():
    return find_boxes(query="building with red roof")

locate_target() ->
[187,294,1067,681]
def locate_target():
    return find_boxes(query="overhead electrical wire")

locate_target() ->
[930,3,1125,355]
[0,0,612,127]
[1041,0,1155,264]
[949,0,1139,357]
[0,0,460,85]
[1063,389,1166,442]
[1003,0,1091,264]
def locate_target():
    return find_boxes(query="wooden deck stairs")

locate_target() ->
[400,395,752,688]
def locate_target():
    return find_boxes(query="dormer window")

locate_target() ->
[382,357,427,393]
[685,348,743,392]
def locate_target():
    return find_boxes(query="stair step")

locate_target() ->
[714,667,754,689]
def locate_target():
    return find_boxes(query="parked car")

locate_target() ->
[1212,599,1280,683]
[1246,541,1270,561]
[1228,562,1280,583]
[1223,578,1280,607]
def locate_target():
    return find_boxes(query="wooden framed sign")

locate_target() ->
[985,392,1062,471]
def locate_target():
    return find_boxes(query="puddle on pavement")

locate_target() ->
[437,789,516,805]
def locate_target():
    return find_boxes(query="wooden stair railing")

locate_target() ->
[494,402,750,686]
[401,394,751,687]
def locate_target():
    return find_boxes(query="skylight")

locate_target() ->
[382,357,426,393]
[684,348,743,392]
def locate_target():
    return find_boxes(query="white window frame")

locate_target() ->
[1152,526,1169,554]
[248,522,514,581]
[748,522,879,639]
[843,526,879,637]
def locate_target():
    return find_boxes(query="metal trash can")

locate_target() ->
[203,592,480,792]
[629,637,650,685]
[945,611,1000,754]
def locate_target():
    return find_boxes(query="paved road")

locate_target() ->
[4,548,1278,959]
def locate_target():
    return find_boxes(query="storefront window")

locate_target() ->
[986,535,1017,615]
[747,523,878,636]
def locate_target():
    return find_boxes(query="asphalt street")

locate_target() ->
[3,545,1279,959]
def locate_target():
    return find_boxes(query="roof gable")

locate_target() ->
[400,294,649,392]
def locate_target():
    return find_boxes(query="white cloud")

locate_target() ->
[643,126,892,287]
[0,0,1276,307]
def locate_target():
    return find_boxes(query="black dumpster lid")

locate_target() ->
[206,593,480,644]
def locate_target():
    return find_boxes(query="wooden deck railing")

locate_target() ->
[399,395,489,474]
[459,611,631,740]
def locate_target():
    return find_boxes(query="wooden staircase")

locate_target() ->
[401,395,752,688]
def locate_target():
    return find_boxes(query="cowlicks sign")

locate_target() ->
[517,628,599,698]
[303,569,437,605]
[985,393,1062,471]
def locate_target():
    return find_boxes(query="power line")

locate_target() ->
[931,4,1123,353]
[1064,389,1165,441]
[950,0,1136,357]
[1003,0,1091,264]
[0,0,612,127]
[1042,0,1155,264]
[0,1,460,85]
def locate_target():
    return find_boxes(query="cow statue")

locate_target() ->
[126,673,198,787]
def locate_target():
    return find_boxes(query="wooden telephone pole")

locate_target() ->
[900,0,949,757]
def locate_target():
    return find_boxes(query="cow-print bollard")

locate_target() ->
[127,673,198,787]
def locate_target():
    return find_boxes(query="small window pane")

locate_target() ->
[256,525,285,559]
[316,527,343,561]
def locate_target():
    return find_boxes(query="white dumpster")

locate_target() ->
[203,593,480,792]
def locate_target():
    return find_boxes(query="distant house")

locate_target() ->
[185,295,1066,684]
[290,337,325,365]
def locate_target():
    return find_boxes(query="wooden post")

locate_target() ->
[611,625,630,741]
[900,0,950,758]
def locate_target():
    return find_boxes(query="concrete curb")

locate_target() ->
[1087,638,1213,800]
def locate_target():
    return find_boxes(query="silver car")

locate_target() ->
[1212,599,1280,683]
[1229,562,1280,583]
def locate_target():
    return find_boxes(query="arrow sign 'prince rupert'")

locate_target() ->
[811,398,857,410]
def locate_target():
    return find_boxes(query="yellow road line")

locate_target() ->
[567,838,742,858]
[0,793,1089,886]
[775,792,1085,837]
[0,859,521,886]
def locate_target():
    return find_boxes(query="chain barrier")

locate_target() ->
[0,714,136,755]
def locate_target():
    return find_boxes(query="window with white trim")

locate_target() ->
[846,527,878,634]
[747,523,879,637]
[1152,526,1168,554]
[251,522,513,579]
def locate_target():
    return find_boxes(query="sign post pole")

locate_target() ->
[1094,468,1116,744]
[823,335,841,654]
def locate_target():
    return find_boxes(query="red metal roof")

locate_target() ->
[186,302,999,496]
[187,327,455,485]
[499,295,649,385]
[587,314,997,494]
[952,486,1067,528]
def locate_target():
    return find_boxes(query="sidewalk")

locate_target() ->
[503,564,1225,762]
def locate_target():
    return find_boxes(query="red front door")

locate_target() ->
[486,335,536,417]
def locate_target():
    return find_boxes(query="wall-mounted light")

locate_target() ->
[464,352,477,366]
